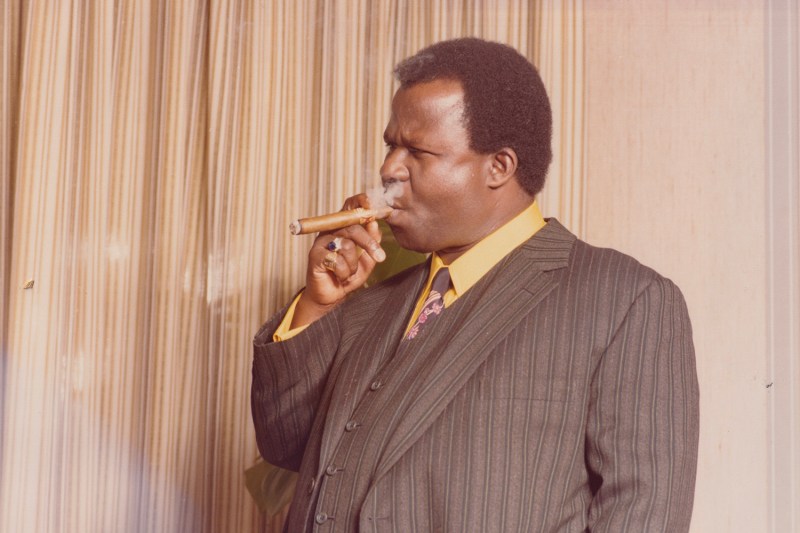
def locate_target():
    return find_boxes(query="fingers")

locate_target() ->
[301,194,387,310]
[341,193,370,211]
[312,232,378,286]
[315,193,385,263]
[336,239,360,273]
[334,223,385,263]
[320,250,352,283]
[319,238,359,282]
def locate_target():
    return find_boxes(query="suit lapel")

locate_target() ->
[374,220,576,479]
[317,263,429,469]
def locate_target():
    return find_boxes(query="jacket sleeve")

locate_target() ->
[585,276,699,532]
[251,305,342,471]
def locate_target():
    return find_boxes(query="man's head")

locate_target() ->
[393,38,552,197]
[380,38,552,260]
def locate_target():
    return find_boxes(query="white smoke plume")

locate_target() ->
[366,181,403,208]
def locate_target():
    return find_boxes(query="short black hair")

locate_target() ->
[394,38,552,197]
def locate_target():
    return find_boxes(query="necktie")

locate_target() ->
[406,267,450,340]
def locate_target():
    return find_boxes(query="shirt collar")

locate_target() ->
[430,201,546,297]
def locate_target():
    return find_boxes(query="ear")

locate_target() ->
[486,147,518,189]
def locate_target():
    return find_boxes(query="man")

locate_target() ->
[252,38,699,532]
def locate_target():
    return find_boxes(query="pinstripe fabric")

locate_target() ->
[251,219,699,532]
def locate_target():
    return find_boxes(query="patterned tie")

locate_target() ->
[406,267,450,340]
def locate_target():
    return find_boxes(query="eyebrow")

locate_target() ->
[384,130,427,148]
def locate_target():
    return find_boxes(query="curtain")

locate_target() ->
[0,1,583,531]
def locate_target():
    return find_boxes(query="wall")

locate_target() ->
[583,2,800,531]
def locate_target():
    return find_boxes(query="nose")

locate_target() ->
[380,148,409,186]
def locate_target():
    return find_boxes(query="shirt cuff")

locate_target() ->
[272,292,310,342]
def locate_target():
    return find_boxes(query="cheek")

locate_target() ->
[407,160,483,208]
[411,185,452,213]
[430,172,482,206]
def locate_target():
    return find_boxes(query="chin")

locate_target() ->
[389,226,434,254]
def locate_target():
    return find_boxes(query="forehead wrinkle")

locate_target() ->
[386,80,469,151]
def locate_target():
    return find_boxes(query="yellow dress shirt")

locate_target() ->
[403,201,545,334]
[274,201,546,341]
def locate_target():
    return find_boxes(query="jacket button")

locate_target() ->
[325,465,339,476]
[315,512,329,524]
[370,380,382,391]
[345,420,359,431]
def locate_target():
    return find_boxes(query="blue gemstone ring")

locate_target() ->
[326,237,343,252]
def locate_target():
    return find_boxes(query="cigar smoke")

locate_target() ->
[366,181,402,209]
[289,181,404,235]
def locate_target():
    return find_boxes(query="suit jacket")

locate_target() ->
[252,219,699,532]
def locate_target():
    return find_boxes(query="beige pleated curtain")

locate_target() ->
[0,1,583,531]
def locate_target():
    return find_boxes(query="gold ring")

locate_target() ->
[322,251,338,271]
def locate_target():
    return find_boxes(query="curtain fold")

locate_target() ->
[0,1,583,531]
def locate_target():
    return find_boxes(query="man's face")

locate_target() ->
[381,79,495,259]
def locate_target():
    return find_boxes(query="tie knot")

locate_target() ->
[430,267,451,295]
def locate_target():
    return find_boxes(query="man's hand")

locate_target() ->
[291,193,386,329]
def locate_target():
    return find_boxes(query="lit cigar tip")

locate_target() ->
[289,220,302,235]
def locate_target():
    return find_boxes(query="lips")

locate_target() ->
[384,203,404,219]
[385,207,406,227]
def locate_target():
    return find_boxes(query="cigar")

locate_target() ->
[289,205,394,235]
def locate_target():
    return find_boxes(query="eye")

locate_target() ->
[384,142,396,153]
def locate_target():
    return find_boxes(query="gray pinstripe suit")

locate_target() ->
[252,219,699,532]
